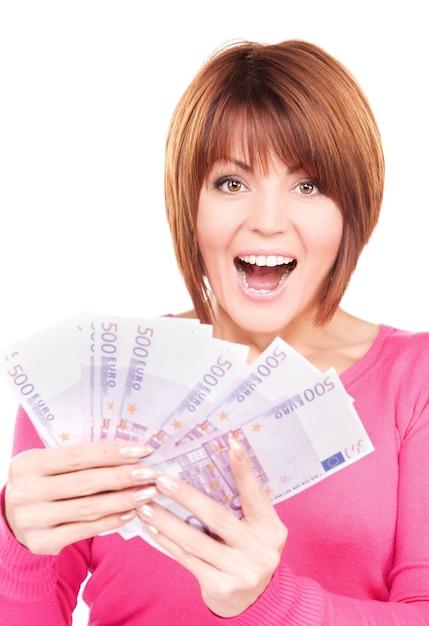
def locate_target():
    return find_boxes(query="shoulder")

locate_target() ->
[344,323,429,403]
[379,325,429,364]
[376,325,429,417]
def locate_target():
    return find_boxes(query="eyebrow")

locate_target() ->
[212,158,252,172]
[212,158,304,177]
[232,159,252,171]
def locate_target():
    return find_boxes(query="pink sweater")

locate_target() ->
[1,324,429,625]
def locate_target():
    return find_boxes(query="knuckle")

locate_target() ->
[67,441,120,471]
[8,449,39,480]
[240,565,261,590]
[181,530,207,556]
[107,467,128,491]
[26,538,45,554]
[63,441,115,469]
[275,521,288,549]
[265,549,281,574]
[26,532,59,555]
[63,444,88,470]
[76,496,100,520]
[75,516,117,543]
[13,508,37,531]
[7,459,21,483]
[10,479,44,502]
[255,545,282,581]
[205,506,232,537]
[99,442,120,466]
[70,466,126,497]
[71,469,96,496]
[5,484,25,507]
[75,521,98,542]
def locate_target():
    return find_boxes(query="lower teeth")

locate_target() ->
[237,268,288,293]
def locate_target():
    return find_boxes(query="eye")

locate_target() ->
[293,179,323,197]
[299,181,315,195]
[213,176,246,194]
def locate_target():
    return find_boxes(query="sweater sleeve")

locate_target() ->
[209,564,429,625]
[0,407,90,625]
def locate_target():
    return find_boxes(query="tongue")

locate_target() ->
[245,265,284,291]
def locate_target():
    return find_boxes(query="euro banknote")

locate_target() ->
[0,311,374,552]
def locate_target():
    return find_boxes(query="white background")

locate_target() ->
[0,2,427,623]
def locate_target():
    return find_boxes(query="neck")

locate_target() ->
[208,302,378,374]
[210,300,330,360]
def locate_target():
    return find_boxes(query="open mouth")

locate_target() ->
[234,254,297,294]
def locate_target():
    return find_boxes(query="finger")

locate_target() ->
[22,509,140,555]
[227,438,275,523]
[138,499,273,612]
[11,483,160,545]
[11,441,153,478]
[22,482,159,528]
[138,501,238,572]
[152,473,249,549]
[136,517,247,619]
[67,483,160,524]
[228,438,286,550]
[34,463,161,501]
[228,439,288,555]
[152,439,282,547]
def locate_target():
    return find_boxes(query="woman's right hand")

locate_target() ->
[4,441,158,554]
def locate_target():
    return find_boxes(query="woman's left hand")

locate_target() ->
[136,438,288,618]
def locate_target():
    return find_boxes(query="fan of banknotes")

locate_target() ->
[0,311,374,546]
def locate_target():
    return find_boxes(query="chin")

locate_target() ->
[230,308,291,337]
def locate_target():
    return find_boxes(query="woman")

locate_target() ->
[1,39,429,624]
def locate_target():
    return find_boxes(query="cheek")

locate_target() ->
[196,209,222,274]
[328,218,344,256]
[301,212,343,260]
[196,203,234,258]
[196,215,216,258]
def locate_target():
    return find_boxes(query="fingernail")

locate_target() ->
[131,467,159,481]
[139,503,154,519]
[134,486,159,503]
[120,509,137,522]
[156,475,179,493]
[145,524,159,535]
[120,445,153,459]
[228,437,246,463]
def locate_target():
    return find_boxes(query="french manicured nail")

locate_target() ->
[228,437,246,463]
[145,524,159,535]
[156,475,179,493]
[120,509,137,522]
[131,467,159,481]
[139,503,154,519]
[120,445,152,459]
[134,486,158,503]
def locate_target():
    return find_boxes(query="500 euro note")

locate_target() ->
[120,341,373,545]
[0,313,87,447]
[86,314,249,445]
[0,312,374,556]
[158,335,323,451]
[85,314,217,442]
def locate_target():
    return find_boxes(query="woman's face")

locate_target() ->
[196,154,343,335]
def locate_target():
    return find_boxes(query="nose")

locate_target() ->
[248,188,290,236]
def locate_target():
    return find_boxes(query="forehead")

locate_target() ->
[203,113,301,177]
[195,93,342,202]
[208,155,304,182]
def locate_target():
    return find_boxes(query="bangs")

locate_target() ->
[197,88,337,194]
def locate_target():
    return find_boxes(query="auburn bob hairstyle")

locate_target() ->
[164,39,384,325]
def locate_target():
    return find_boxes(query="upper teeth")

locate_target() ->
[238,255,294,267]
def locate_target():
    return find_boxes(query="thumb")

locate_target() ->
[228,437,273,523]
